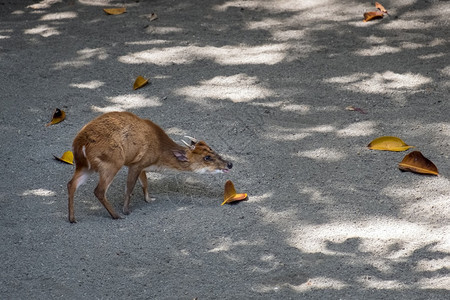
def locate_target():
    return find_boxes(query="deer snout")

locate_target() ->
[221,161,232,173]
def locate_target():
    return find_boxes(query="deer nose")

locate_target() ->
[227,162,233,169]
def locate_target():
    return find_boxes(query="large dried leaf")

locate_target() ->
[54,151,74,165]
[103,7,126,15]
[398,151,438,176]
[368,136,414,152]
[375,2,389,14]
[363,11,384,22]
[222,180,248,205]
[46,108,65,127]
[133,76,149,90]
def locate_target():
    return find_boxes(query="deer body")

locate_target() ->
[67,111,232,223]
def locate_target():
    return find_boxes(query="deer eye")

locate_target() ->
[204,155,212,161]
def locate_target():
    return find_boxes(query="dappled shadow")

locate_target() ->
[0,0,449,298]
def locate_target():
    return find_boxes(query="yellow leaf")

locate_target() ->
[46,108,65,127]
[398,151,438,176]
[221,180,248,205]
[368,136,414,152]
[54,151,74,165]
[103,7,126,15]
[133,76,149,90]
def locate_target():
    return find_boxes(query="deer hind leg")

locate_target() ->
[94,164,121,220]
[67,167,90,223]
[123,166,144,215]
[138,171,154,203]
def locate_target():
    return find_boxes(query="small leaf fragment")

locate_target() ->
[54,151,74,165]
[375,2,389,14]
[222,180,248,205]
[363,11,384,22]
[398,151,438,176]
[149,13,158,21]
[46,108,66,127]
[368,136,414,152]
[103,7,126,15]
[133,76,149,90]
[345,106,367,114]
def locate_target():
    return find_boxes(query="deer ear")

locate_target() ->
[173,150,188,162]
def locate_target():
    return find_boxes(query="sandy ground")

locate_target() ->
[1,0,449,299]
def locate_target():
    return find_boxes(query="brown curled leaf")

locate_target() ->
[363,11,384,22]
[375,2,389,14]
[398,151,438,176]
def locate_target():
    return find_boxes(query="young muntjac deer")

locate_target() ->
[67,111,232,223]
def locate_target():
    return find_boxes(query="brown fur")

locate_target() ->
[67,111,232,223]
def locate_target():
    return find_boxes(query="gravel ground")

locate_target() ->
[1,0,449,299]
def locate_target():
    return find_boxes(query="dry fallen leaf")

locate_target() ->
[133,76,149,90]
[363,11,384,22]
[398,151,438,176]
[222,180,248,205]
[149,13,158,21]
[103,7,126,15]
[368,136,414,152]
[375,2,389,14]
[46,108,65,127]
[54,150,74,165]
